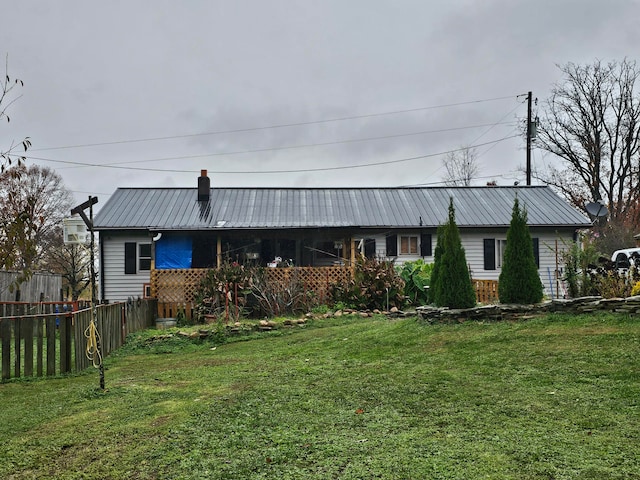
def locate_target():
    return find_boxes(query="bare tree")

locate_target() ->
[0,165,74,274]
[0,55,30,169]
[536,59,640,223]
[41,226,93,301]
[442,146,480,186]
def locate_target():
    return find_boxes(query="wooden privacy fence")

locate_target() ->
[0,271,63,302]
[152,266,353,319]
[1,299,157,381]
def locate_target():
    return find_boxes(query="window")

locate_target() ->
[400,236,418,255]
[139,243,151,271]
[125,242,151,274]
[483,237,540,270]
[496,239,507,268]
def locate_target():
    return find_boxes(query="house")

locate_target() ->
[93,170,591,302]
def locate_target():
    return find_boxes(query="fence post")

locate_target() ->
[23,317,34,376]
[36,317,44,377]
[13,318,21,378]
[121,303,126,344]
[46,316,56,376]
[1,318,10,380]
[59,313,72,374]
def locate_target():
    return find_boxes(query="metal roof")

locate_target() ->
[93,186,591,231]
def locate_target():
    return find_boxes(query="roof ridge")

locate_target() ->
[114,185,549,191]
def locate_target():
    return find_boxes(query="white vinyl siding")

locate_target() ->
[101,234,152,302]
[460,228,576,298]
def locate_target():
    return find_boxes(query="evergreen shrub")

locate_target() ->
[498,197,544,304]
[431,198,476,309]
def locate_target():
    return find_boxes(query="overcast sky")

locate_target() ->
[2,1,639,208]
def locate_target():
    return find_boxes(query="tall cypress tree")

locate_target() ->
[432,198,476,309]
[429,224,445,304]
[498,197,544,304]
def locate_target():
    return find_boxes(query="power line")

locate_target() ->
[26,134,520,174]
[414,99,526,185]
[57,120,515,169]
[30,94,520,152]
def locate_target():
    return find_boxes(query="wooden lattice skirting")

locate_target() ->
[151,266,354,319]
[473,279,499,304]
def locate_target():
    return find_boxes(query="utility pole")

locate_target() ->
[526,91,532,186]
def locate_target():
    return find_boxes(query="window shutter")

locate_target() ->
[364,238,376,258]
[532,237,539,268]
[386,234,397,256]
[420,233,432,257]
[483,239,495,270]
[125,242,137,274]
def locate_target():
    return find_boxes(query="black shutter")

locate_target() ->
[364,238,376,258]
[532,237,539,268]
[483,239,495,270]
[386,234,397,256]
[420,233,432,257]
[125,242,137,274]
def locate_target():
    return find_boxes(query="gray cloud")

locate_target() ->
[1,0,638,205]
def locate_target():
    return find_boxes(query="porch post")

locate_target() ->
[217,235,222,268]
[350,237,356,266]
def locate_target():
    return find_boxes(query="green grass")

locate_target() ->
[1,313,639,479]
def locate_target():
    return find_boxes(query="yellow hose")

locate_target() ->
[84,320,103,368]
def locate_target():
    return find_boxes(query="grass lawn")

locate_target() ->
[0,313,639,479]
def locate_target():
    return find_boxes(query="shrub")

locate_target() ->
[431,198,476,309]
[193,262,255,322]
[631,281,640,296]
[498,197,544,304]
[330,256,405,310]
[398,259,433,306]
[595,271,633,298]
[561,239,600,298]
[250,268,318,317]
[587,257,640,298]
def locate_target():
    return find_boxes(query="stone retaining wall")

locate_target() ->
[416,296,640,323]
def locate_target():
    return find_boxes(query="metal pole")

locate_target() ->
[70,196,102,389]
[526,91,532,186]
[89,198,105,390]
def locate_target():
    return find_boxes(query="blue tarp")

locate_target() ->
[155,236,192,269]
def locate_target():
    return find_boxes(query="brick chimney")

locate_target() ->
[198,169,210,202]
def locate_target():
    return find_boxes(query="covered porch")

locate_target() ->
[153,228,378,270]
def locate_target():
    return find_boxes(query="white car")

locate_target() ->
[611,248,640,269]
